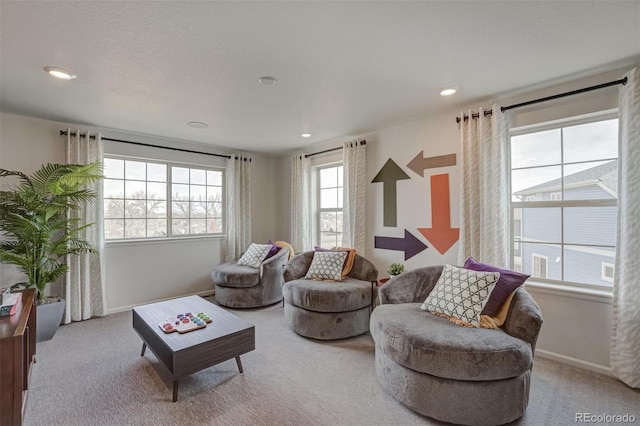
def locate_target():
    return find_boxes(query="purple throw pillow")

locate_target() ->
[264,240,281,259]
[463,257,530,317]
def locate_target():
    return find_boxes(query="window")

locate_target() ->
[316,164,343,249]
[601,262,615,282]
[103,157,223,240]
[513,259,523,273]
[513,217,522,251]
[510,115,618,288]
[532,254,548,279]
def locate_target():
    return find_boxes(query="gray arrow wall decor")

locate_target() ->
[371,159,410,227]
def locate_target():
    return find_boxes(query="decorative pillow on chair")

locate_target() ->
[314,246,357,279]
[305,251,348,281]
[237,243,272,268]
[264,240,282,259]
[420,264,499,327]
[332,247,357,278]
[463,257,530,317]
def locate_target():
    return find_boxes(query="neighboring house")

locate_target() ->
[514,160,617,286]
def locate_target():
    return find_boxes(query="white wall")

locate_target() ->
[0,113,71,294]
[276,63,638,373]
[0,113,278,313]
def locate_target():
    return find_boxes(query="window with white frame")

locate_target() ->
[316,164,343,249]
[532,254,548,279]
[510,114,618,288]
[103,157,223,240]
[601,262,615,282]
[513,258,523,273]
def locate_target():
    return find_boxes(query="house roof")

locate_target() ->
[515,160,618,196]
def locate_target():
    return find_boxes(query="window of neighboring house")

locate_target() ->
[510,113,618,289]
[601,262,615,282]
[513,217,522,250]
[103,157,224,240]
[532,254,548,279]
[316,164,343,249]
[513,258,523,273]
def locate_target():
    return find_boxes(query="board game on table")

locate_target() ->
[158,311,212,334]
[132,295,255,402]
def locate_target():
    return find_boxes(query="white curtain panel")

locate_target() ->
[290,154,311,253]
[611,67,640,388]
[457,104,510,267]
[225,155,252,262]
[65,130,107,323]
[342,140,366,254]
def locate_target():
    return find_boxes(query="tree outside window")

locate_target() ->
[104,157,223,240]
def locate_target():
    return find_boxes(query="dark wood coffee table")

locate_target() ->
[132,295,255,402]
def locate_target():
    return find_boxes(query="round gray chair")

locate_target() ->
[282,251,378,340]
[370,265,543,426]
[211,247,289,308]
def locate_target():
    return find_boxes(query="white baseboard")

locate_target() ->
[106,289,216,315]
[536,349,611,376]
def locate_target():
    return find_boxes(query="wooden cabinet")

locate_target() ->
[0,289,36,426]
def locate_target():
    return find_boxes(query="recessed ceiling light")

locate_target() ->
[440,87,457,96]
[258,76,277,86]
[187,121,208,129]
[44,66,77,80]
[301,133,311,138]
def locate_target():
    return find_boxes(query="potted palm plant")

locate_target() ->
[0,162,103,341]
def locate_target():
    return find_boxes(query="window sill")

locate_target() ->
[524,280,613,304]
[106,234,226,247]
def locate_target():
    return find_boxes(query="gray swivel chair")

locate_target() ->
[211,247,290,308]
[370,265,543,425]
[282,251,378,340]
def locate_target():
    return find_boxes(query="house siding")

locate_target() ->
[564,185,614,200]
[517,184,616,286]
[521,242,614,286]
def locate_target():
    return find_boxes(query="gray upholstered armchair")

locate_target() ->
[282,251,378,340]
[211,247,290,308]
[370,265,543,426]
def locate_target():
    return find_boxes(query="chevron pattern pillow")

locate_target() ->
[305,251,348,281]
[237,243,272,268]
[420,264,499,327]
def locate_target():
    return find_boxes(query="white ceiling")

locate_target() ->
[1,1,639,155]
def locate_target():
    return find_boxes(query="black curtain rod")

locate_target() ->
[59,130,235,160]
[304,140,366,158]
[456,77,628,123]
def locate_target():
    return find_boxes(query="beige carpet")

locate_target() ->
[25,299,639,426]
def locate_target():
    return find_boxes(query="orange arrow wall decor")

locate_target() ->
[417,173,459,254]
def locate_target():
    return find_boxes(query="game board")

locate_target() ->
[159,311,212,334]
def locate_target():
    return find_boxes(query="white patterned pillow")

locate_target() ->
[420,264,499,327]
[237,243,272,268]
[305,251,348,281]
